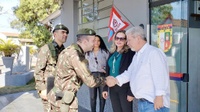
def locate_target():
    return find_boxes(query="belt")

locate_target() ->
[91,72,105,76]
[138,98,148,102]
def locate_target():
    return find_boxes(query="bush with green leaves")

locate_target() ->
[0,38,21,57]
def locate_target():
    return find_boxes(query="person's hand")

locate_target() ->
[106,76,117,87]
[39,90,47,100]
[154,96,164,110]
[102,91,108,99]
[101,68,106,73]
[127,95,134,102]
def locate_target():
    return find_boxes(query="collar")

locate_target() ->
[76,44,84,54]
[52,40,59,47]
[52,40,64,49]
[137,43,148,55]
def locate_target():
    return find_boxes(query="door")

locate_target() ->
[150,0,189,112]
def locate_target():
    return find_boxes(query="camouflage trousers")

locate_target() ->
[49,103,78,112]
[42,99,49,112]
[48,89,78,112]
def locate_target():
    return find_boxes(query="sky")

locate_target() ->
[171,1,187,20]
[0,0,19,33]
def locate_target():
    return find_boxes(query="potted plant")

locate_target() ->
[0,38,21,75]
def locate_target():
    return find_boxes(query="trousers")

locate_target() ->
[42,99,49,112]
[138,99,169,112]
[109,85,133,112]
[90,72,106,112]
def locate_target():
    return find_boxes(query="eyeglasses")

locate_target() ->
[94,57,98,64]
[115,37,126,41]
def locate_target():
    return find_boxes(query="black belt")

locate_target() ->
[92,72,105,76]
[138,98,148,102]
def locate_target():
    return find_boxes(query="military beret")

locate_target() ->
[76,28,96,36]
[53,24,69,34]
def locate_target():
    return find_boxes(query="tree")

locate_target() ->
[151,4,173,25]
[10,19,24,31]
[31,24,52,47]
[12,0,59,47]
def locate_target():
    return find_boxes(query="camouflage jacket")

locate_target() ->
[54,43,105,93]
[34,41,65,91]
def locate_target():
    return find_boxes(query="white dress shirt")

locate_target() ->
[116,43,170,108]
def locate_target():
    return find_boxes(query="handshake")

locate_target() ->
[105,76,119,87]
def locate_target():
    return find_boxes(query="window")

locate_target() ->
[78,0,112,24]
[78,0,97,24]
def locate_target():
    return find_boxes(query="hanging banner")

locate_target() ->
[108,6,129,42]
[157,24,173,52]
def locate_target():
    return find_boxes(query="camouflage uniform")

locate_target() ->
[34,40,65,112]
[48,43,105,112]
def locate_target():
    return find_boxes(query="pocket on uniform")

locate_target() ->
[62,91,75,104]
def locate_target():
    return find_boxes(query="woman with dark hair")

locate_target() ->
[86,35,109,112]
[102,30,135,112]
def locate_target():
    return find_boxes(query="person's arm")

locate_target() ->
[100,50,109,73]
[34,45,49,91]
[127,50,135,97]
[150,50,169,109]
[116,57,135,86]
[71,52,105,88]
[127,86,134,96]
[106,51,136,87]
[105,51,110,61]
[126,82,134,102]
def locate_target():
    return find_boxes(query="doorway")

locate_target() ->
[150,0,189,112]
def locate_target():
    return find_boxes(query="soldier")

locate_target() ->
[48,28,106,112]
[34,24,69,112]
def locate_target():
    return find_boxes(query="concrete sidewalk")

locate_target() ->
[0,84,137,112]
[0,90,43,112]
[0,90,91,112]
[0,84,108,112]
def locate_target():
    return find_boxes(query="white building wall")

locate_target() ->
[61,0,78,47]
[52,15,61,27]
[114,0,149,39]
[49,0,149,45]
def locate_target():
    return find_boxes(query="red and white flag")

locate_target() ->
[108,6,129,42]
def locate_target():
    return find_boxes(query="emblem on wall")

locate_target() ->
[157,24,173,52]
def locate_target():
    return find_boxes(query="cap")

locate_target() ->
[53,24,69,34]
[77,28,96,36]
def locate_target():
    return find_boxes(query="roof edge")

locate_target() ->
[40,10,61,24]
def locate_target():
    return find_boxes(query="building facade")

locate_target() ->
[44,0,200,112]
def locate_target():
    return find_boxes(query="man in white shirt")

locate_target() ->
[106,26,170,112]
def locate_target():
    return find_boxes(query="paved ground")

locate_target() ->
[0,90,43,112]
[0,53,138,112]
[0,84,112,112]
[0,84,138,112]
[0,90,91,112]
